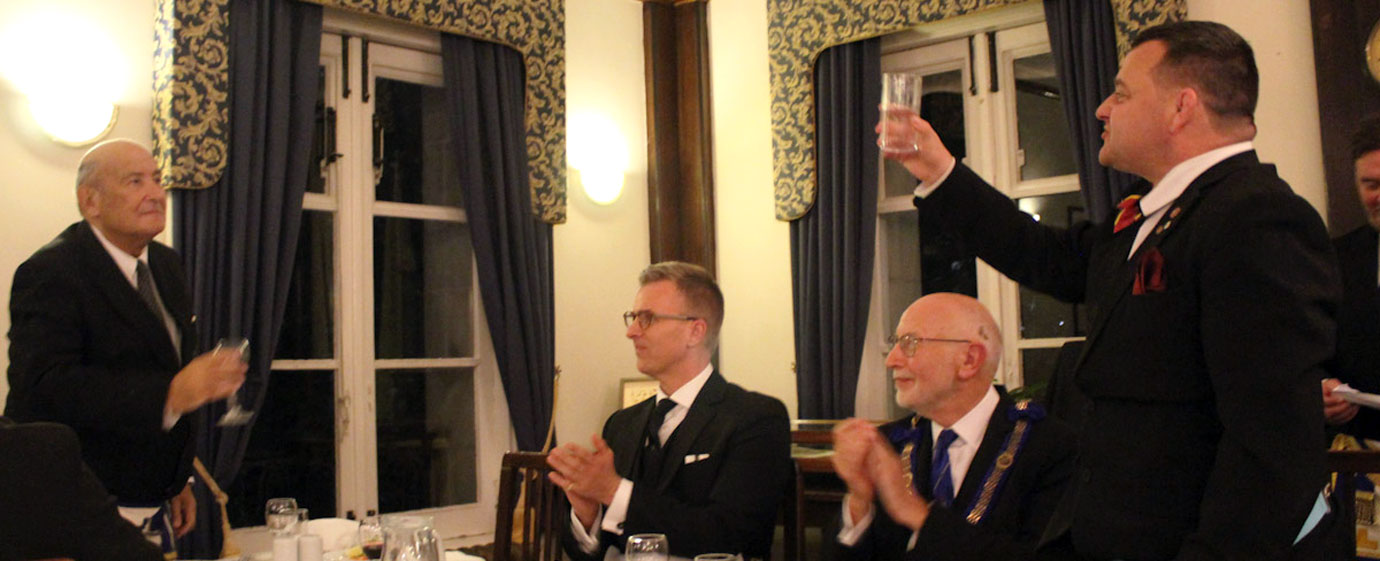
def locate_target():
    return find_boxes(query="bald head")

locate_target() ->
[887,293,1004,425]
[902,293,1004,377]
[74,139,166,256]
[77,139,152,193]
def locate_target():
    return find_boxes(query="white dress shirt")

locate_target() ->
[570,363,715,552]
[837,386,1000,547]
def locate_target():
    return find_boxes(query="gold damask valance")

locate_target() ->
[153,0,568,224]
[769,0,1185,221]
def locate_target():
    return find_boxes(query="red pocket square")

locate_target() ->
[1133,247,1167,295]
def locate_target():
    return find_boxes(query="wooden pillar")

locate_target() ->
[642,0,716,273]
[1310,0,1380,235]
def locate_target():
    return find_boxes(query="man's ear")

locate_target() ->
[954,342,988,381]
[77,185,99,218]
[1169,88,1200,133]
[686,318,708,348]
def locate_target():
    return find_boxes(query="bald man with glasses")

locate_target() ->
[548,261,791,561]
[832,293,1075,561]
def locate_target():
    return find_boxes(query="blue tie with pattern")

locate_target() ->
[930,429,959,507]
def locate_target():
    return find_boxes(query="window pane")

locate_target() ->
[277,210,335,359]
[884,69,965,198]
[1015,192,1088,338]
[1018,347,1062,401]
[376,367,477,513]
[883,210,922,333]
[308,65,327,194]
[228,370,336,526]
[1013,52,1076,181]
[373,218,473,359]
[374,78,462,207]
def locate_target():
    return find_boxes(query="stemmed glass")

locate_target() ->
[215,337,254,426]
[626,533,669,561]
[265,497,298,536]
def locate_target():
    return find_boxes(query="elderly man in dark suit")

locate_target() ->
[0,416,163,561]
[547,261,791,561]
[1322,115,1380,439]
[879,21,1339,561]
[832,293,1074,561]
[4,139,246,554]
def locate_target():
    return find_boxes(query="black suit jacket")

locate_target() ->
[0,417,163,561]
[5,221,199,504]
[1332,227,1380,439]
[917,152,1338,561]
[561,370,792,560]
[835,393,1076,561]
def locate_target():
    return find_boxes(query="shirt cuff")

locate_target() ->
[836,494,875,546]
[912,157,958,199]
[600,478,634,536]
[162,408,181,431]
[569,506,604,554]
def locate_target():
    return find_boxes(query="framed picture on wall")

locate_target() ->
[620,378,660,408]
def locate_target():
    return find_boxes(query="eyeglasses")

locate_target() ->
[885,334,970,357]
[623,310,699,329]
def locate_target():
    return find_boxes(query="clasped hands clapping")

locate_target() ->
[832,419,930,532]
[548,436,624,529]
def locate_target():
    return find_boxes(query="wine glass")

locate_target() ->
[359,515,384,560]
[626,533,669,561]
[215,336,254,426]
[265,497,298,536]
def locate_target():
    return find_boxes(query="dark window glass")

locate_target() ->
[1018,347,1063,402]
[373,217,472,359]
[1015,192,1088,338]
[373,78,462,208]
[276,210,335,359]
[1013,53,1076,181]
[228,370,336,526]
[376,368,477,513]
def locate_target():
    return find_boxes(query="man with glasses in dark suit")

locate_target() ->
[832,293,1074,561]
[547,261,791,561]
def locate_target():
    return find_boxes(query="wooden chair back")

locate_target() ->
[494,452,563,561]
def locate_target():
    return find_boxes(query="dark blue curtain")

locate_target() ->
[172,0,321,555]
[791,38,881,419]
[1044,0,1138,222]
[440,35,556,452]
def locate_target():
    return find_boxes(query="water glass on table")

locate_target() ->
[266,497,299,536]
[215,336,254,426]
[626,533,668,561]
[880,72,924,157]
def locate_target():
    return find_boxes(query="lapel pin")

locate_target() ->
[1169,207,1182,218]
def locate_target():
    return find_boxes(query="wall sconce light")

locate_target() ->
[0,9,126,146]
[568,111,630,205]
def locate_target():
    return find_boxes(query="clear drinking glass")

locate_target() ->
[880,72,924,156]
[626,533,669,561]
[265,497,298,536]
[216,336,254,426]
[359,515,384,560]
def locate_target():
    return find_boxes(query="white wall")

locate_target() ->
[707,1,799,415]
[1189,0,1327,216]
[0,0,155,403]
[551,0,651,441]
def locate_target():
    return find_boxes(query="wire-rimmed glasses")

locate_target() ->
[885,333,970,357]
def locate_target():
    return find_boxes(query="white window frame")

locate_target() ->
[234,13,512,549]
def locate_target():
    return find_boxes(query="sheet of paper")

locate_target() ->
[1332,384,1380,410]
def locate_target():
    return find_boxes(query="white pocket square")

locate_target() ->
[684,453,710,464]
